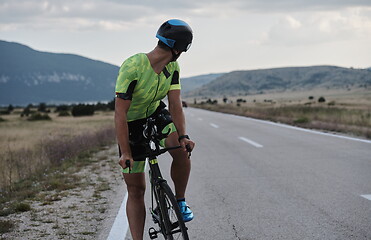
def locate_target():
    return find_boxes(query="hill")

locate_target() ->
[180,73,224,93]
[1,40,370,105]
[185,66,371,97]
[0,40,119,105]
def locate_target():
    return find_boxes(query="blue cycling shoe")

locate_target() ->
[177,200,194,222]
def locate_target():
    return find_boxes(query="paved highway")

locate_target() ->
[117,107,371,240]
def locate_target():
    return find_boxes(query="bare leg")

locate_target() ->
[166,132,191,199]
[123,172,146,240]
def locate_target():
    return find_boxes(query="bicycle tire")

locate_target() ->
[158,182,189,240]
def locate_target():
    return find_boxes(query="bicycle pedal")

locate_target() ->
[148,227,158,239]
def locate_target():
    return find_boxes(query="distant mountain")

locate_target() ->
[186,66,371,97]
[180,73,224,93]
[2,40,370,105]
[0,40,119,105]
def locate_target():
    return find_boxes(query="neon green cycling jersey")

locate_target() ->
[115,53,181,122]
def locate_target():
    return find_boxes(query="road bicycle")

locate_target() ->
[126,116,190,240]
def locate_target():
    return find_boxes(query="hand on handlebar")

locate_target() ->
[179,138,195,157]
[118,154,134,172]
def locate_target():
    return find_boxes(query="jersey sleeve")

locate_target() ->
[169,61,181,91]
[115,56,138,100]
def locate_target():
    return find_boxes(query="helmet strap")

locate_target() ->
[171,49,181,62]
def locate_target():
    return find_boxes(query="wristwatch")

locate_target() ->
[178,135,190,142]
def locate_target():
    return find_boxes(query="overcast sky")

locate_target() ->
[1,0,371,77]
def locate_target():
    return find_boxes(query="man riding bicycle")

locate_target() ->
[114,19,195,240]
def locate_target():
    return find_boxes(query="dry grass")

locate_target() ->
[0,110,115,191]
[0,110,114,153]
[190,89,371,139]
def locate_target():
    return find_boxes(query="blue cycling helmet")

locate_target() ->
[156,19,193,52]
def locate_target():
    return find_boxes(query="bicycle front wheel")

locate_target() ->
[158,182,189,240]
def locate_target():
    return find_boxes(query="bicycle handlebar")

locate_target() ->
[124,116,192,172]
[133,145,182,161]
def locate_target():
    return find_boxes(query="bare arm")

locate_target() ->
[114,97,133,168]
[168,90,186,136]
[168,90,195,151]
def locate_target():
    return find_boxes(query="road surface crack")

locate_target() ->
[214,184,242,240]
[232,224,241,240]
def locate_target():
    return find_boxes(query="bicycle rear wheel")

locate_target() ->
[158,182,189,240]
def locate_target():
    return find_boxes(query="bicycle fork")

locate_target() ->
[148,159,167,239]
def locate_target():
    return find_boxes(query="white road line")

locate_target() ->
[107,193,129,240]
[238,137,263,148]
[230,114,371,144]
[210,123,219,128]
[361,195,371,201]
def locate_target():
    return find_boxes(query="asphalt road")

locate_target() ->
[121,107,371,240]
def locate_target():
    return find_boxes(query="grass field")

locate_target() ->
[188,88,371,139]
[0,110,115,191]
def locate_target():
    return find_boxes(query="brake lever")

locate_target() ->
[125,160,132,173]
[186,144,192,158]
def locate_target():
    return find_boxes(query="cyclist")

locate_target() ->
[114,19,195,240]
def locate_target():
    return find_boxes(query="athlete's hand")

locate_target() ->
[180,138,195,153]
[118,154,134,170]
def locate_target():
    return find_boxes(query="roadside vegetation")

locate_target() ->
[0,101,116,234]
[191,94,371,139]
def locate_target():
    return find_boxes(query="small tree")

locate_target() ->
[21,106,31,117]
[7,104,14,112]
[223,97,228,104]
[308,96,314,100]
[107,98,115,111]
[72,104,95,116]
[38,103,47,112]
[28,113,52,121]
[55,105,70,112]
[318,97,326,103]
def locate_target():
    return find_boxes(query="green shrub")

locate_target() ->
[328,101,336,106]
[0,220,14,234]
[318,96,326,103]
[72,104,95,116]
[294,117,310,124]
[206,99,218,105]
[55,105,70,112]
[58,111,71,117]
[27,113,52,121]
[107,98,115,111]
[0,110,10,115]
[0,117,6,122]
[14,202,31,212]
[21,107,32,117]
[38,102,48,112]
[7,104,14,112]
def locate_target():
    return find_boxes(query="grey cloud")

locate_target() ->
[260,8,371,46]
[225,0,371,12]
[1,0,371,31]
